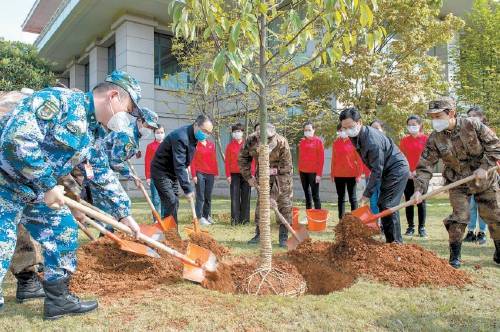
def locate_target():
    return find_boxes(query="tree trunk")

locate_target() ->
[258,12,272,270]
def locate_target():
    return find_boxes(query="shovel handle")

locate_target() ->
[377,165,500,219]
[187,194,200,233]
[64,197,200,267]
[74,218,96,241]
[81,215,122,243]
[271,206,299,240]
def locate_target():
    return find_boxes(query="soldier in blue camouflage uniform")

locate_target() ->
[0,71,145,319]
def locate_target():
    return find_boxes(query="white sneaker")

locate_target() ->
[199,217,211,226]
[207,216,215,224]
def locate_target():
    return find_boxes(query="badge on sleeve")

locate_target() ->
[36,100,59,120]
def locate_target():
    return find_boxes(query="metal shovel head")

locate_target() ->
[159,215,177,231]
[350,205,379,230]
[113,236,161,259]
[139,224,166,242]
[287,225,309,251]
[182,243,217,283]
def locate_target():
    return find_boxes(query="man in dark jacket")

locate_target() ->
[340,108,410,243]
[150,114,213,224]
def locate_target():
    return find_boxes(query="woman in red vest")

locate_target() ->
[298,121,325,209]
[145,124,166,219]
[331,123,364,219]
[399,114,428,237]
[225,123,252,225]
[191,135,219,225]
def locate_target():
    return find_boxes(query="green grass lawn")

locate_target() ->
[1,197,499,331]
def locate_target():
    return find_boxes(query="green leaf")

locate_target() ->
[258,3,268,15]
[203,27,212,40]
[333,45,343,60]
[342,36,351,54]
[288,42,296,55]
[229,22,241,51]
[360,3,373,27]
[213,50,226,82]
[299,66,313,79]
[366,32,374,51]
[334,11,342,25]
[173,5,182,25]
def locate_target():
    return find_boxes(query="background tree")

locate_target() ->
[300,0,462,139]
[170,0,380,295]
[453,0,499,130]
[0,39,55,91]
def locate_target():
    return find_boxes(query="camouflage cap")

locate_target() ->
[427,96,456,114]
[105,70,142,117]
[138,107,159,129]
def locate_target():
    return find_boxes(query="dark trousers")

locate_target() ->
[152,175,179,224]
[195,172,215,219]
[334,177,358,219]
[378,166,409,243]
[300,172,321,209]
[403,178,426,229]
[230,173,251,224]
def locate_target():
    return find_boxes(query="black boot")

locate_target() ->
[494,240,500,264]
[449,242,462,269]
[247,225,260,244]
[42,277,98,320]
[15,271,45,303]
[463,231,475,242]
[278,224,288,248]
[404,227,415,236]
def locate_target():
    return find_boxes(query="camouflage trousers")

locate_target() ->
[254,175,293,227]
[445,181,500,243]
[10,225,43,275]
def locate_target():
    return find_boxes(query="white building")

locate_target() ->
[22,0,473,198]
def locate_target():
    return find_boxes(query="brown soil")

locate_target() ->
[188,232,230,259]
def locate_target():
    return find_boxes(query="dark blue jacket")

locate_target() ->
[350,126,409,197]
[150,124,197,194]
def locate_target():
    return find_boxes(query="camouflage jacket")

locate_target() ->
[415,116,500,194]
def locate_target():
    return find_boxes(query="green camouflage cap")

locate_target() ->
[139,107,159,129]
[105,70,142,117]
[427,96,456,115]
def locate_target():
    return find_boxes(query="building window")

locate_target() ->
[108,44,116,74]
[84,63,89,92]
[154,33,190,90]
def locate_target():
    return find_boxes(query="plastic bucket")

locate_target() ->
[291,207,300,230]
[306,209,329,232]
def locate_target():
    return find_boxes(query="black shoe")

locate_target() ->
[404,227,415,236]
[418,228,427,238]
[42,277,98,320]
[494,240,500,264]
[449,242,462,269]
[15,271,45,303]
[247,234,260,244]
[463,231,475,242]
[476,232,487,245]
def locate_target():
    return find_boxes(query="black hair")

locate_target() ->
[339,107,361,122]
[369,119,384,128]
[406,114,422,125]
[231,123,243,132]
[195,114,212,127]
[336,122,342,131]
[154,124,164,133]
[303,121,314,129]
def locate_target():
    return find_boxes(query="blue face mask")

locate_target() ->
[195,129,207,141]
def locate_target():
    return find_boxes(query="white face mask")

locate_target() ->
[407,125,420,134]
[304,130,314,138]
[346,124,361,138]
[155,133,165,141]
[338,131,348,139]
[232,131,243,140]
[107,111,130,132]
[432,119,449,132]
[139,127,153,139]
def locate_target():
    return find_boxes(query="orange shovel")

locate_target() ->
[127,161,176,238]
[184,194,210,236]
[65,197,217,283]
[352,165,500,229]
[271,200,309,250]
[82,216,160,258]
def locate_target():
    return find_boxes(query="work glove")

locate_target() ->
[411,191,423,204]
[45,185,66,210]
[121,216,141,239]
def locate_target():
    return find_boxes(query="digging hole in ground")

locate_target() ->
[71,215,471,298]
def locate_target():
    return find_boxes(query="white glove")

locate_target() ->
[121,216,141,239]
[44,185,66,209]
[411,191,422,204]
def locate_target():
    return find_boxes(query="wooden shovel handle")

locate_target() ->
[64,197,200,267]
[74,218,96,241]
[81,215,122,243]
[271,206,299,240]
[378,165,499,219]
[187,194,200,233]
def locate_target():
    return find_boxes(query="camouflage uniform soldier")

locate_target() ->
[239,123,293,248]
[0,70,145,319]
[413,97,500,268]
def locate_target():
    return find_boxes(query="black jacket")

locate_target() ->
[151,124,197,194]
[350,126,409,197]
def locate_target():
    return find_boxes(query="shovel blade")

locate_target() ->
[159,215,177,232]
[286,237,300,251]
[351,205,379,229]
[182,243,218,283]
[287,225,309,251]
[139,224,166,242]
[116,239,161,259]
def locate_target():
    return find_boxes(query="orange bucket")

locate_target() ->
[306,209,329,232]
[291,207,300,230]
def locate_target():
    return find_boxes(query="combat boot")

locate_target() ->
[494,240,500,264]
[449,242,462,269]
[43,277,98,320]
[278,224,288,248]
[463,230,475,242]
[247,225,260,244]
[15,271,45,302]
